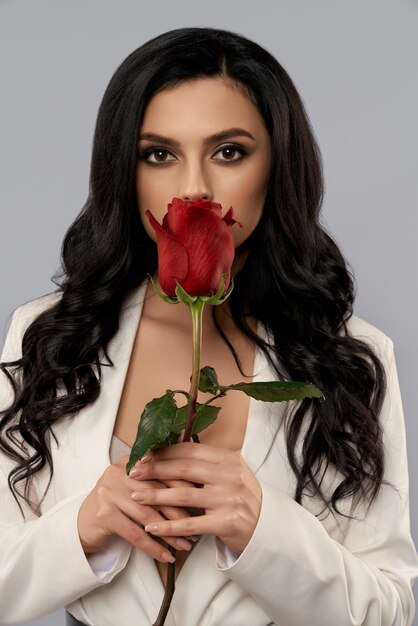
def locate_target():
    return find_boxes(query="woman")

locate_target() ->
[0,26,417,626]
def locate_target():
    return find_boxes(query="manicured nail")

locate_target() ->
[176,538,193,550]
[145,523,159,533]
[162,551,176,563]
[131,492,145,501]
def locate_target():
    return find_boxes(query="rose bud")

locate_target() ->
[145,197,242,298]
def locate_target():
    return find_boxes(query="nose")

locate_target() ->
[178,160,213,202]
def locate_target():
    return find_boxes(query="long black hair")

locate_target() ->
[0,26,392,521]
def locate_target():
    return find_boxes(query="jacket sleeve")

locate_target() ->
[0,307,131,624]
[215,337,418,626]
[86,535,132,580]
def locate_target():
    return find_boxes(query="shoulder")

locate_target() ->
[344,313,394,361]
[1,290,63,373]
[13,290,63,320]
[10,290,63,335]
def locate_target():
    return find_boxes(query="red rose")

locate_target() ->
[145,197,243,297]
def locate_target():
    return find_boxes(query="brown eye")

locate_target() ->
[213,144,248,163]
[221,147,237,160]
[139,147,176,164]
[151,149,170,162]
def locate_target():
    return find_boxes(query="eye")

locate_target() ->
[138,147,176,165]
[137,143,248,165]
[213,144,248,163]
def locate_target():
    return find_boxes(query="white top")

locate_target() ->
[0,279,417,626]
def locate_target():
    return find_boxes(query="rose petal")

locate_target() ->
[153,198,237,296]
[145,209,189,296]
[181,208,234,294]
[223,206,243,228]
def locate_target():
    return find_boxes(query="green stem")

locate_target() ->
[183,298,205,442]
[152,544,176,626]
[198,391,226,409]
[152,298,204,626]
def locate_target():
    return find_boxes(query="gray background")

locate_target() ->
[0,0,417,624]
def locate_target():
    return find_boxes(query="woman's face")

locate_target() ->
[135,76,271,265]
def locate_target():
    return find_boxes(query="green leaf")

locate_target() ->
[172,402,221,434]
[126,391,178,474]
[162,431,182,447]
[198,366,219,393]
[218,381,323,402]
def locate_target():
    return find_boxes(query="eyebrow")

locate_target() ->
[138,127,255,147]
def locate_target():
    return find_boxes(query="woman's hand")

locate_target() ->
[77,454,200,564]
[129,442,263,556]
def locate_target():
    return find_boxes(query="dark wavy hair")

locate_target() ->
[0,26,393,522]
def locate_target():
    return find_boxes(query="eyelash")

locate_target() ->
[137,143,249,166]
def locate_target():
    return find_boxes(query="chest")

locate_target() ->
[113,314,257,451]
[112,314,257,588]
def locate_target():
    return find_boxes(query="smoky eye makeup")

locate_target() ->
[136,143,250,165]
[136,146,175,164]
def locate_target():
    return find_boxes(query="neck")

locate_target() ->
[144,272,235,333]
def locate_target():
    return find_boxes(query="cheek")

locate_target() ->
[137,201,156,241]
[231,182,268,246]
[136,168,159,240]
[231,210,262,247]
[140,215,157,241]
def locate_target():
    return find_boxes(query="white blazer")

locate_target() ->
[0,278,417,626]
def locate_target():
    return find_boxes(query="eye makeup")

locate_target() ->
[137,143,250,166]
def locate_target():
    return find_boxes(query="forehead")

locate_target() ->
[140,77,266,134]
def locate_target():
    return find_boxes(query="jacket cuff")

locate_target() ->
[215,536,242,568]
[63,492,131,586]
[86,534,132,581]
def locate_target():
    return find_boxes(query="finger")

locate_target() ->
[124,476,198,533]
[132,477,201,541]
[131,486,217,510]
[133,458,223,485]
[114,494,192,553]
[126,477,168,490]
[139,442,232,464]
[162,479,200,489]
[106,505,177,563]
[159,505,196,521]
[145,505,198,546]
[128,476,200,492]
[143,513,217,539]
[127,480,202,526]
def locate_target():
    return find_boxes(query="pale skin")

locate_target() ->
[129,76,272,557]
[129,442,263,556]
[77,77,272,572]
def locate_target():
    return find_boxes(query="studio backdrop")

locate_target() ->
[0,1,417,625]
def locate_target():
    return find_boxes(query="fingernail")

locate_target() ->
[140,453,153,463]
[131,492,145,501]
[176,538,193,551]
[129,468,143,478]
[145,523,159,533]
[162,551,176,563]
[186,535,200,542]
